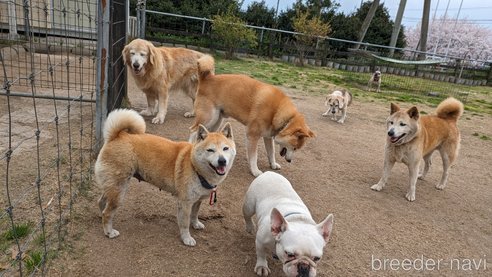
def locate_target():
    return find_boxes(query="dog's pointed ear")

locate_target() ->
[308,129,316,138]
[390,103,400,115]
[295,128,315,139]
[317,214,334,243]
[220,122,233,139]
[271,208,288,236]
[407,106,419,120]
[197,124,209,141]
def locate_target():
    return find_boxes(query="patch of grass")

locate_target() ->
[214,56,491,114]
[2,223,31,241]
[34,233,45,246]
[24,251,43,274]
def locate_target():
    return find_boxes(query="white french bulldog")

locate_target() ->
[243,172,334,277]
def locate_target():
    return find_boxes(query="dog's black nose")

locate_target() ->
[218,157,226,167]
[388,129,395,137]
[331,110,336,114]
[132,63,140,69]
[297,263,310,277]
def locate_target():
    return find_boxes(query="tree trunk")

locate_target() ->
[355,0,380,50]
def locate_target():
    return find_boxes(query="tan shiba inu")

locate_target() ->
[95,109,236,246]
[189,56,315,177]
[371,97,463,201]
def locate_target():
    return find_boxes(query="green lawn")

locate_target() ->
[214,56,492,115]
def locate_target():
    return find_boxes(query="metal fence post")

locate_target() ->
[137,0,146,38]
[96,0,110,147]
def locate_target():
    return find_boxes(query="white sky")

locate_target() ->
[241,0,492,28]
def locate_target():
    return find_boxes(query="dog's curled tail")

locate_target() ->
[436,97,464,122]
[103,109,146,143]
[197,55,215,81]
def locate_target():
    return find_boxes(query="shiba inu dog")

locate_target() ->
[190,55,315,177]
[123,39,211,123]
[243,172,334,276]
[322,90,353,123]
[95,109,236,246]
[371,97,464,201]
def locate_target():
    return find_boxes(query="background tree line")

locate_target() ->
[133,0,406,61]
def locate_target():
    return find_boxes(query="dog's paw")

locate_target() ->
[435,183,446,190]
[251,169,263,177]
[254,265,271,276]
[140,109,153,116]
[270,163,281,170]
[321,112,328,117]
[405,191,416,202]
[245,222,256,234]
[151,115,165,124]
[182,236,197,247]
[184,111,195,118]
[370,184,383,191]
[192,220,205,230]
[105,229,120,239]
[337,119,345,124]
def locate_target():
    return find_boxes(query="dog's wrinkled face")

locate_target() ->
[271,209,333,277]
[372,70,381,82]
[275,116,315,163]
[193,123,236,177]
[123,39,153,76]
[325,96,343,114]
[386,103,419,145]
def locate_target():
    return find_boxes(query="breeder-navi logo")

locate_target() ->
[371,255,487,272]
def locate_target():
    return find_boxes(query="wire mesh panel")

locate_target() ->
[108,0,127,113]
[0,0,99,275]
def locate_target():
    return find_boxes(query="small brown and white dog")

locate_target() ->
[371,97,463,201]
[190,56,315,177]
[122,38,211,124]
[367,70,381,92]
[322,90,353,123]
[95,109,236,246]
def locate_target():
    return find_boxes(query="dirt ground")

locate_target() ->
[53,77,492,276]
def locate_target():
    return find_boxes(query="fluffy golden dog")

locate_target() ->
[123,39,210,124]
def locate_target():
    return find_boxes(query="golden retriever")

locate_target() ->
[122,39,210,124]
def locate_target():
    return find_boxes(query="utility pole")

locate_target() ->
[355,0,380,50]
[418,0,431,60]
[389,0,407,57]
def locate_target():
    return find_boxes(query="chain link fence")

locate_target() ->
[1,0,126,275]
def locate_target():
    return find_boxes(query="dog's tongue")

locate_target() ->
[216,166,226,175]
[390,136,400,143]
